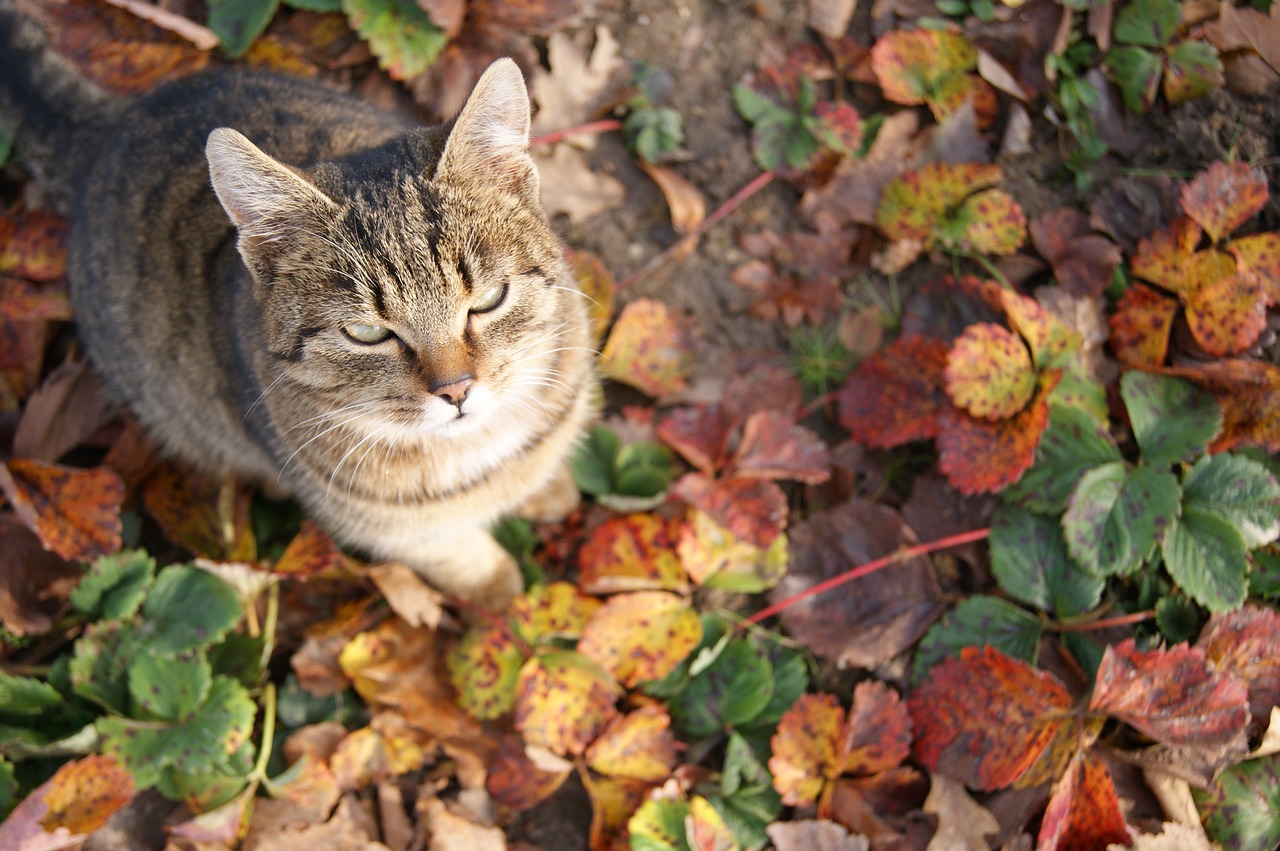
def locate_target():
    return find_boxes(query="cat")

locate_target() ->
[0,0,596,608]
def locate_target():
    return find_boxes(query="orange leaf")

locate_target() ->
[486,734,571,810]
[567,248,616,345]
[0,458,122,561]
[769,693,845,806]
[937,371,1058,495]
[141,463,255,561]
[599,298,695,398]
[998,289,1082,370]
[909,645,1074,791]
[274,520,350,579]
[837,335,950,449]
[584,704,678,782]
[0,208,69,282]
[1184,268,1268,356]
[1037,751,1129,851]
[515,651,620,756]
[1161,359,1280,452]
[841,681,912,777]
[40,754,134,835]
[1228,232,1280,304]
[1109,283,1179,367]
[577,591,702,688]
[1197,605,1280,732]
[577,513,689,595]
[945,323,1036,421]
[671,472,788,549]
[1131,216,1203,294]
[1180,160,1268,244]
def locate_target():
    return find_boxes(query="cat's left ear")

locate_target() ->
[437,59,538,201]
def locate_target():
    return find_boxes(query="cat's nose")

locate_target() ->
[431,374,475,407]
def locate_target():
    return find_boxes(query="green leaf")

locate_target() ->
[1003,404,1121,514]
[731,84,780,122]
[1104,46,1163,112]
[0,758,15,820]
[208,632,267,690]
[1120,372,1222,466]
[910,595,1043,682]
[207,0,280,58]
[1155,595,1201,643]
[70,620,144,714]
[142,566,242,655]
[629,797,692,851]
[1181,453,1280,549]
[1114,0,1180,46]
[129,651,213,722]
[1164,40,1224,105]
[1251,547,1280,599]
[1194,753,1280,851]
[283,0,342,10]
[626,107,685,164]
[0,672,68,716]
[746,640,807,729]
[711,734,781,848]
[71,550,155,621]
[615,441,674,497]
[1063,462,1181,576]
[341,0,445,80]
[990,505,1104,616]
[571,424,619,496]
[1048,369,1108,424]
[670,637,773,737]
[1162,507,1249,612]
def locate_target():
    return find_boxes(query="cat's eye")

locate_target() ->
[343,322,393,344]
[470,283,506,314]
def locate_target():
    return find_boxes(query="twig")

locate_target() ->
[747,527,991,624]
[531,119,624,149]
[102,0,220,51]
[1054,609,1156,633]
[618,169,777,291]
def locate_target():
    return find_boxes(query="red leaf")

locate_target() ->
[656,405,733,475]
[1088,639,1250,748]
[1028,207,1122,298]
[0,209,69,282]
[841,680,912,777]
[837,335,949,448]
[910,645,1074,790]
[1108,283,1179,367]
[1196,605,1280,733]
[937,371,1058,495]
[1037,751,1130,851]
[729,410,831,484]
[1180,160,1269,244]
[671,473,787,549]
[0,459,123,562]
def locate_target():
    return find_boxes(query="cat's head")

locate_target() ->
[205,60,590,447]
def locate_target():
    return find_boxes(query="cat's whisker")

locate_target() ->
[343,421,397,498]
[326,420,394,499]
[278,401,382,479]
[243,372,289,422]
[546,283,604,311]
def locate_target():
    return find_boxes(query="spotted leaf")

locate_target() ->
[1180,160,1268,245]
[599,298,695,399]
[577,591,702,688]
[0,459,123,561]
[837,335,950,448]
[945,323,1036,421]
[1108,283,1179,366]
[514,650,620,756]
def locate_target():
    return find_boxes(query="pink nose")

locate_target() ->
[431,374,474,407]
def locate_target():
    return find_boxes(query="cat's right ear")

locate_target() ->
[206,128,336,277]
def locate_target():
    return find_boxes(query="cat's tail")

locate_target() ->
[0,0,123,210]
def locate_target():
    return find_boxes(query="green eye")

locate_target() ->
[343,322,392,344]
[470,283,506,314]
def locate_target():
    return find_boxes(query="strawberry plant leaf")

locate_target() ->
[1104,46,1162,112]
[841,680,912,777]
[1198,606,1280,731]
[0,460,123,562]
[711,733,782,848]
[1063,462,1181,577]
[837,335,950,449]
[1180,161,1268,245]
[1108,283,1179,367]
[142,466,255,561]
[142,566,242,656]
[448,623,525,720]
[729,410,831,484]
[1181,453,1280,549]
[1185,268,1268,356]
[937,372,1057,495]
[585,705,678,782]
[670,636,773,737]
[731,79,826,172]
[486,735,570,811]
[876,162,1001,242]
[514,651,619,757]
[1037,751,1130,851]
[578,591,702,688]
[1229,233,1280,300]
[1193,753,1280,851]
[1113,0,1180,47]
[870,29,993,123]
[910,646,1073,790]
[948,188,1028,255]
[656,405,733,476]
[128,651,212,723]
[910,594,1043,682]
[1161,507,1250,612]
[1163,41,1223,106]
[1089,639,1249,746]
[990,507,1104,616]
[1002,404,1121,514]
[1165,359,1280,453]
[999,290,1081,370]
[577,513,688,594]
[677,509,788,593]
[572,424,620,496]
[341,0,445,80]
[769,693,843,806]
[599,298,695,399]
[1131,216,1203,294]
[0,209,68,282]
[671,473,787,549]
[70,550,155,621]
[945,323,1036,421]
[509,581,602,646]
[70,621,143,714]
[629,797,691,851]
[1120,372,1222,467]
[807,101,863,158]
[207,0,278,58]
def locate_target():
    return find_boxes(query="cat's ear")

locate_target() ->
[206,128,337,277]
[437,59,538,201]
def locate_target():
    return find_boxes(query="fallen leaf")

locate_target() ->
[1028,207,1123,298]
[0,515,81,635]
[767,819,871,851]
[274,520,352,580]
[577,591,702,687]
[533,143,627,224]
[0,208,69,282]
[514,650,620,756]
[12,359,113,462]
[1179,160,1268,244]
[530,26,624,145]
[808,0,857,39]
[577,513,689,594]
[1037,751,1130,851]
[142,463,255,561]
[584,704,679,782]
[1197,605,1280,733]
[837,335,950,448]
[1109,283,1180,367]
[599,298,695,398]
[639,162,707,236]
[923,773,1000,851]
[945,323,1037,421]
[671,473,788,549]
[0,458,123,561]
[486,733,571,810]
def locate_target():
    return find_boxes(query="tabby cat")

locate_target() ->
[0,0,596,607]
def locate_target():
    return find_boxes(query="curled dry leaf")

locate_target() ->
[1029,207,1122,298]
[0,458,123,562]
[638,162,707,237]
[534,143,627,224]
[530,26,624,145]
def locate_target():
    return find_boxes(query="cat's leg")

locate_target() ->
[516,461,581,522]
[401,527,523,611]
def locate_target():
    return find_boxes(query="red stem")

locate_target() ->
[1055,609,1156,633]
[746,527,992,624]
[530,119,624,149]
[617,169,777,291]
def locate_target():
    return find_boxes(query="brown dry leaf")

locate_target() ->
[530,26,624,146]
[1029,207,1123,298]
[639,163,707,236]
[534,144,627,224]
[419,0,466,38]
[798,110,922,230]
[242,795,392,851]
[423,797,505,851]
[808,0,858,39]
[364,562,447,628]
[767,819,871,851]
[142,463,255,561]
[1115,822,1216,850]
[0,515,81,636]
[770,500,945,668]
[12,359,113,462]
[924,773,1000,851]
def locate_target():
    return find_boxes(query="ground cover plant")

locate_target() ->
[2,0,1280,848]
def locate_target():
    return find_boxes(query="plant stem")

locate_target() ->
[618,170,777,291]
[531,119,624,149]
[1054,609,1155,633]
[968,252,1011,288]
[746,527,991,624]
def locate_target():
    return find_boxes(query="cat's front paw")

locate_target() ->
[517,462,581,522]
